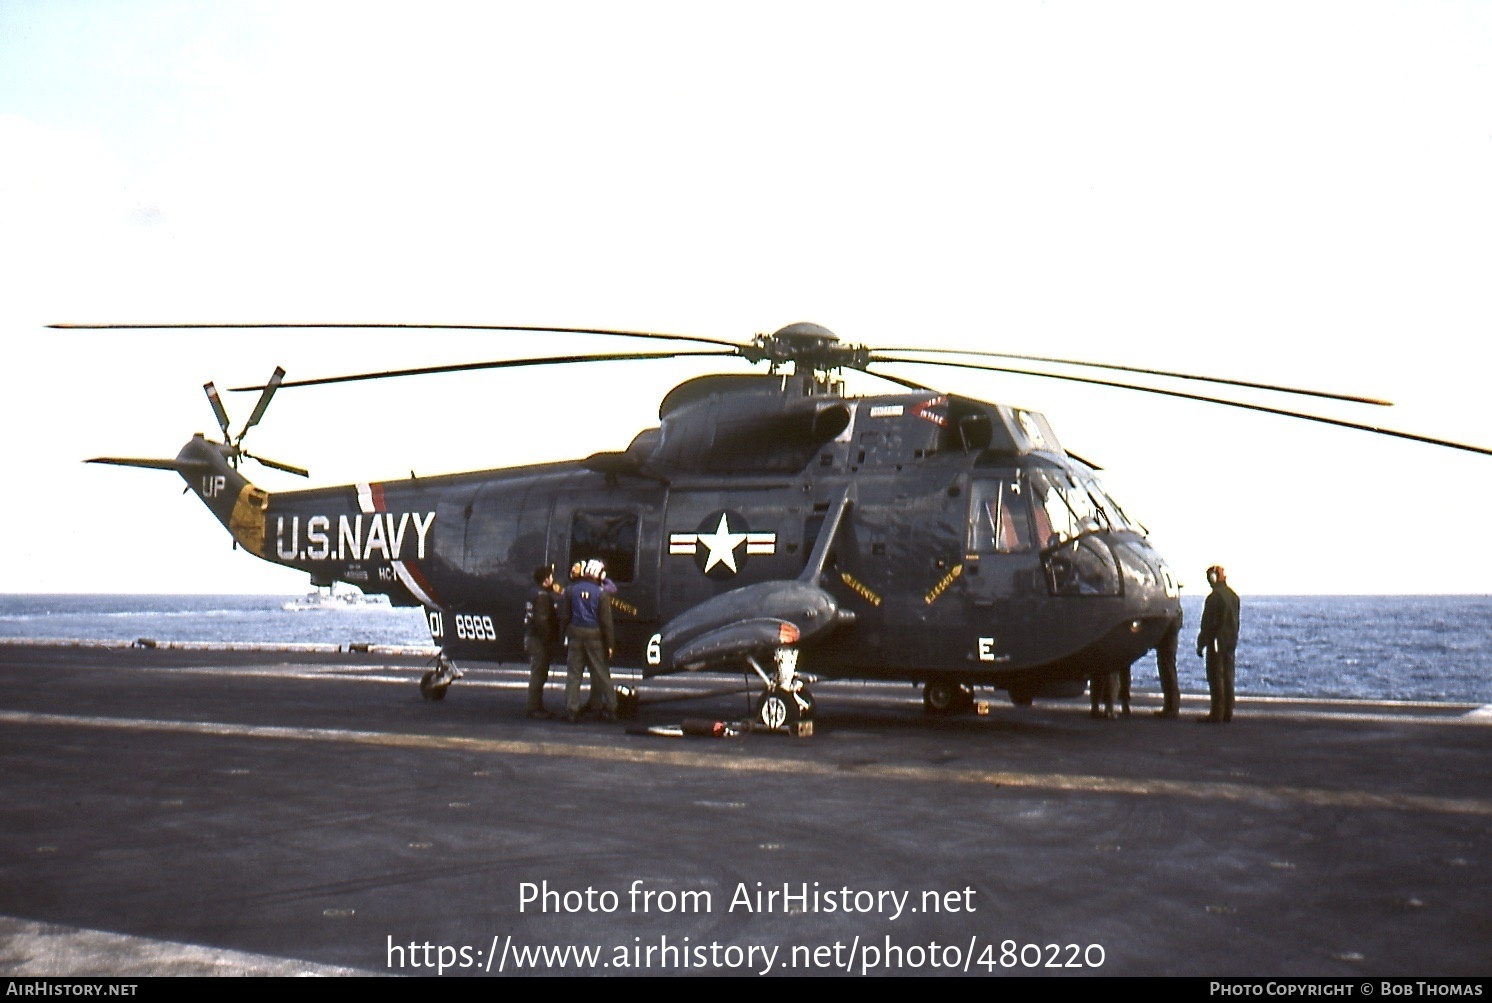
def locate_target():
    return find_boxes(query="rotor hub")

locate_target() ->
[743,322,870,373]
[772,322,839,352]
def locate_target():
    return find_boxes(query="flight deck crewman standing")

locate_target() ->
[1154,609,1182,718]
[523,564,561,719]
[560,559,617,723]
[1196,565,1240,723]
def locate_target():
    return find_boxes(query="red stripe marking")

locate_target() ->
[404,561,441,608]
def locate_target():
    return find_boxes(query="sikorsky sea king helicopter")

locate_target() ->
[64,321,1492,726]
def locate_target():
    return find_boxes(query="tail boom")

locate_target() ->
[89,434,271,558]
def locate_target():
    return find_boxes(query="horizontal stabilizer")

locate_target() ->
[86,456,213,472]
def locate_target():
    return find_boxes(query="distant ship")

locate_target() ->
[281,584,392,612]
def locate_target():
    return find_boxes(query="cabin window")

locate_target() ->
[967,479,1033,554]
[569,511,638,584]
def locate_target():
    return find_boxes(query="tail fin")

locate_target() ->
[90,434,271,557]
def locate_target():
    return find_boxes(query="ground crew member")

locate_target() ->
[1090,669,1119,719]
[1154,610,1182,718]
[560,559,617,722]
[1196,565,1241,722]
[523,564,561,719]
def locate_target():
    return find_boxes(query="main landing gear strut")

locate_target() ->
[745,646,815,730]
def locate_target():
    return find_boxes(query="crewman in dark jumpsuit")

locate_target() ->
[560,562,617,723]
[1090,669,1120,719]
[1196,565,1241,723]
[523,564,561,719]
[1154,609,1182,718]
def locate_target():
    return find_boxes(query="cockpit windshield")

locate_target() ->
[1027,470,1104,546]
[968,470,1138,597]
[1086,478,1139,533]
[969,469,1141,555]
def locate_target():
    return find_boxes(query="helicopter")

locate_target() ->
[65,321,1492,728]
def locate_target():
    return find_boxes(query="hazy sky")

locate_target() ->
[3,1,1490,595]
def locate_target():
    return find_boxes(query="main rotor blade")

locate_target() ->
[876,347,1392,407]
[239,366,285,434]
[853,366,937,392]
[203,382,232,440]
[50,321,745,350]
[229,350,738,391]
[876,355,1492,457]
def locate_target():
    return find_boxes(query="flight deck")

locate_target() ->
[1,642,1488,977]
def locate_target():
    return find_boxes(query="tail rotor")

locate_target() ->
[201,367,308,477]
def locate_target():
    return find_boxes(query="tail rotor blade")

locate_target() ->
[203,382,232,441]
[246,452,310,478]
[239,366,285,439]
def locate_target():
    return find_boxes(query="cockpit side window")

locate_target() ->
[968,478,1033,554]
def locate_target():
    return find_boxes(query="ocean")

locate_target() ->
[1,593,1488,704]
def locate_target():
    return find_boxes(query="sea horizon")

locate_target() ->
[2,593,1489,705]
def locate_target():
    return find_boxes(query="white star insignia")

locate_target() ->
[696,512,748,573]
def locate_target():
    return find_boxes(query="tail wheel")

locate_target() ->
[419,670,450,701]
[615,685,639,720]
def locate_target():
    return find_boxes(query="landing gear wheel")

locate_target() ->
[419,669,450,701]
[1007,685,1034,707]
[420,654,462,701]
[755,690,801,730]
[615,685,638,720]
[923,680,973,714]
